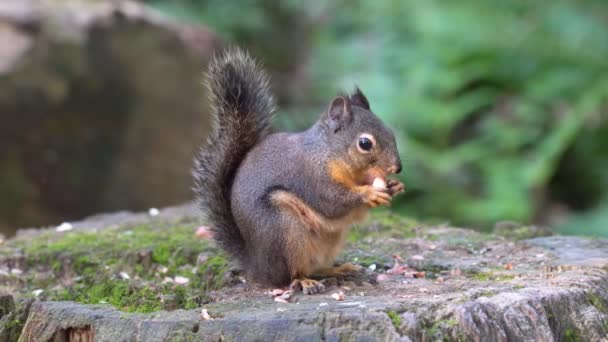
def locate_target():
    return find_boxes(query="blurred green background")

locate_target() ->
[1,0,607,236]
[149,0,608,235]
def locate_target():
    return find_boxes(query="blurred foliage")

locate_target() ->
[149,0,608,234]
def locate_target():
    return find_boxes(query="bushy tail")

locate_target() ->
[193,48,275,259]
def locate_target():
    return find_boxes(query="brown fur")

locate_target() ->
[272,191,324,234]
[195,48,403,289]
[313,263,363,277]
[272,190,368,280]
[328,159,361,188]
[328,159,392,207]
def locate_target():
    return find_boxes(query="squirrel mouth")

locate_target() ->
[363,168,388,189]
[372,177,387,189]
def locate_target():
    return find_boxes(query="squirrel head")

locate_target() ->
[319,87,402,184]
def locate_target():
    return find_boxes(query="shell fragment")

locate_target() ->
[372,177,387,189]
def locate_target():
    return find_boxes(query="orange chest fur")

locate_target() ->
[327,159,385,190]
[271,188,369,275]
[328,159,362,188]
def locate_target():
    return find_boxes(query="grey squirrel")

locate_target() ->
[193,48,403,294]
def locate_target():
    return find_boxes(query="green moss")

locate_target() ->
[454,294,469,304]
[17,223,209,277]
[348,211,420,241]
[2,318,25,342]
[476,290,496,298]
[440,232,494,250]
[564,328,581,342]
[588,293,607,313]
[17,223,204,259]
[425,321,441,338]
[6,222,228,313]
[192,254,229,293]
[58,278,206,313]
[425,234,440,241]
[152,244,172,265]
[386,310,402,331]
[424,318,458,339]
[69,281,162,313]
[493,223,552,240]
[4,319,22,330]
[349,255,381,268]
[172,286,200,310]
[51,260,62,273]
[445,319,458,328]
[467,270,516,282]
[347,229,364,242]
[470,272,492,281]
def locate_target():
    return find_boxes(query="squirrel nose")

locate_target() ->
[388,162,402,174]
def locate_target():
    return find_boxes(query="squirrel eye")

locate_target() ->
[357,134,375,153]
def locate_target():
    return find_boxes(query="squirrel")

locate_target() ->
[193,48,403,294]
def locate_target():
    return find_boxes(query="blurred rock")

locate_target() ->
[0,0,221,235]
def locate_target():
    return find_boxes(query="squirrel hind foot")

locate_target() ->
[314,263,363,278]
[290,278,326,295]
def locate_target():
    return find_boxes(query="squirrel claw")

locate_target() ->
[386,179,405,196]
[290,278,325,295]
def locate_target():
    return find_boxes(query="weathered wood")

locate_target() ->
[0,204,606,341]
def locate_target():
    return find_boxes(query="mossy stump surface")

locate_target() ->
[1,204,608,341]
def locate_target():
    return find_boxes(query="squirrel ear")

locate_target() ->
[349,86,370,110]
[327,96,352,133]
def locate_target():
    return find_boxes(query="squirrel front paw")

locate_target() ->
[386,179,405,196]
[360,185,391,207]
